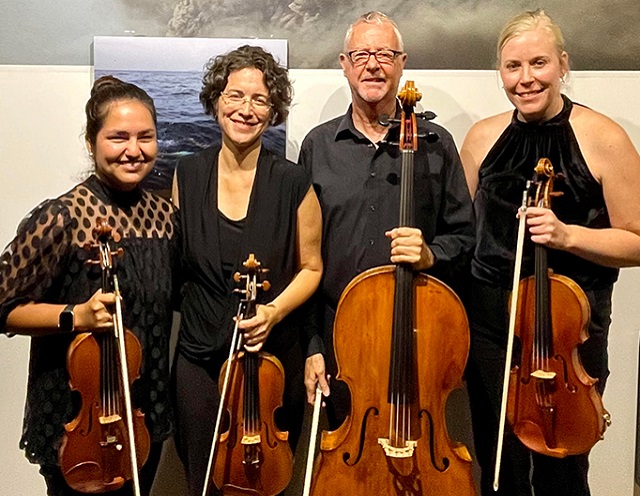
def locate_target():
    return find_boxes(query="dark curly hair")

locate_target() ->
[200,45,292,126]
[85,75,157,149]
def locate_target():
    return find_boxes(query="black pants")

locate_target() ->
[41,441,164,496]
[171,349,305,496]
[466,280,612,496]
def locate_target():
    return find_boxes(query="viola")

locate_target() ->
[58,219,150,495]
[202,254,293,496]
[510,159,610,454]
[493,159,611,489]
[310,82,477,495]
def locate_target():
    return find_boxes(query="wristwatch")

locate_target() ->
[58,304,75,332]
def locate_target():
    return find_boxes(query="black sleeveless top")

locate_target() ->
[472,96,618,290]
[175,145,313,362]
[219,211,245,282]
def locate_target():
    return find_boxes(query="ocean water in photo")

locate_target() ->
[95,69,286,192]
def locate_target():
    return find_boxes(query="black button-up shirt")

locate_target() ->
[299,104,475,316]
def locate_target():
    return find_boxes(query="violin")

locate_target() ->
[310,82,477,495]
[58,219,150,495]
[493,159,611,489]
[201,254,293,496]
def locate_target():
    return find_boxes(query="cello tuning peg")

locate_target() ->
[378,114,401,127]
[416,132,440,143]
[419,132,439,143]
[260,280,271,291]
[416,111,437,121]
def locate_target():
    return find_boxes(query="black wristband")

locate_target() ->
[58,304,75,332]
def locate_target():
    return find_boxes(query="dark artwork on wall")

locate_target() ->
[153,0,640,70]
[94,37,288,193]
[3,1,639,69]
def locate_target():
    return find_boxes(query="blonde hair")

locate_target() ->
[343,11,404,52]
[497,9,566,66]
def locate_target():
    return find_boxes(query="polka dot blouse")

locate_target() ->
[0,174,179,467]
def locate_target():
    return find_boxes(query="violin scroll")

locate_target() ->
[233,254,271,305]
[528,158,565,209]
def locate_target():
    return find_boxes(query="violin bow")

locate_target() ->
[493,185,529,492]
[113,275,142,496]
[201,302,244,496]
[302,386,323,496]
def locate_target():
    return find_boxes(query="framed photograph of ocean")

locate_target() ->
[93,36,288,193]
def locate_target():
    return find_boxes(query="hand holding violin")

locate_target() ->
[72,289,116,332]
[524,206,572,249]
[237,302,280,352]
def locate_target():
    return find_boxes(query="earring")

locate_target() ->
[88,151,94,159]
[560,75,566,84]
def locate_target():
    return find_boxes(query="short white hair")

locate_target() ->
[343,11,404,52]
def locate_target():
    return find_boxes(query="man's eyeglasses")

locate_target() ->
[220,92,272,111]
[346,49,404,66]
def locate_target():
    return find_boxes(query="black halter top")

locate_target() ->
[472,95,618,290]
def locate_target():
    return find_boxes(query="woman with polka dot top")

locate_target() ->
[0,76,178,496]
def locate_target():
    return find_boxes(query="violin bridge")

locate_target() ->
[531,369,556,380]
[377,438,417,458]
[241,434,261,445]
[99,414,122,425]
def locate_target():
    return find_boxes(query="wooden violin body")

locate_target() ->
[59,330,150,492]
[508,271,607,456]
[311,266,475,495]
[213,351,293,495]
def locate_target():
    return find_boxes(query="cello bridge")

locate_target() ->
[377,438,417,458]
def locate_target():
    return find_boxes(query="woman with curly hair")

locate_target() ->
[171,45,323,496]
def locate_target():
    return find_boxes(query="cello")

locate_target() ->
[493,159,611,489]
[201,254,293,496]
[310,81,477,495]
[59,218,150,495]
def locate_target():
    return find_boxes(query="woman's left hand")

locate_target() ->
[237,303,279,352]
[525,206,572,249]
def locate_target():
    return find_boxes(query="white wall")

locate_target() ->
[1,65,639,495]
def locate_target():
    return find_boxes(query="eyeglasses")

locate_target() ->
[220,92,272,111]
[346,49,404,66]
